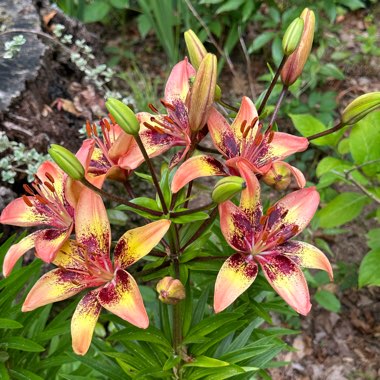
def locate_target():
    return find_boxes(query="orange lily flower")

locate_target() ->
[21,188,171,355]
[214,160,333,315]
[1,161,74,276]
[171,96,308,193]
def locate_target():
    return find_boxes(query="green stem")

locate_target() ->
[268,85,288,127]
[307,122,344,141]
[81,178,163,217]
[218,99,239,112]
[170,202,215,217]
[258,55,287,116]
[134,134,169,214]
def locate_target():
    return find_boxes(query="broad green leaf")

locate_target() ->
[183,355,229,368]
[316,157,351,177]
[317,192,369,228]
[0,363,9,380]
[216,0,245,13]
[8,368,43,380]
[0,337,44,352]
[0,319,23,329]
[349,111,380,176]
[248,32,275,53]
[289,113,342,146]
[163,355,181,371]
[314,290,341,312]
[171,211,210,224]
[83,0,110,23]
[367,229,380,250]
[359,249,380,287]
[319,63,345,80]
[110,0,129,8]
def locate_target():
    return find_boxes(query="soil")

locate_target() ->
[0,1,379,379]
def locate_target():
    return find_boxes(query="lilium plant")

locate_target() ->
[214,159,333,315]
[171,96,308,193]
[21,187,170,355]
[0,161,74,276]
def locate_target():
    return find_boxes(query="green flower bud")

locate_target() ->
[282,17,304,56]
[262,162,291,191]
[48,144,84,180]
[184,29,207,70]
[341,92,380,126]
[156,277,186,305]
[105,98,140,135]
[212,176,246,204]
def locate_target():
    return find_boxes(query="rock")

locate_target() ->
[0,186,16,209]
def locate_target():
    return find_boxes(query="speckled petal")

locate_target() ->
[114,219,171,269]
[97,269,149,329]
[214,253,258,313]
[71,290,102,355]
[256,253,311,315]
[171,155,227,193]
[22,269,89,312]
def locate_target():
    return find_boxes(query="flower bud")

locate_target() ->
[156,277,185,305]
[189,53,217,132]
[184,29,207,70]
[262,162,291,191]
[105,98,140,135]
[282,17,304,56]
[341,92,380,125]
[212,176,246,204]
[281,8,315,86]
[48,144,85,181]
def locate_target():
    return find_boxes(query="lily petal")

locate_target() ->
[0,196,59,227]
[171,155,227,193]
[257,132,309,167]
[214,253,258,313]
[256,253,311,315]
[22,269,89,312]
[34,226,73,263]
[208,107,239,158]
[97,269,149,329]
[266,187,320,238]
[71,290,102,355]
[274,161,306,188]
[277,241,333,281]
[165,58,196,104]
[75,188,110,257]
[236,159,262,232]
[114,220,171,269]
[219,201,253,252]
[108,128,134,162]
[36,161,66,203]
[3,231,40,277]
[230,97,259,145]
[53,240,87,271]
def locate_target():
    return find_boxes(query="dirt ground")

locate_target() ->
[1,2,379,379]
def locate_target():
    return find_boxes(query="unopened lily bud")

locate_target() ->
[156,277,185,305]
[282,17,304,56]
[212,176,246,204]
[48,144,85,181]
[105,98,140,135]
[262,162,291,191]
[341,92,380,125]
[189,53,217,132]
[184,29,207,70]
[281,8,315,86]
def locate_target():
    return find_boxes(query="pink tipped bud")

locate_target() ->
[281,8,315,86]
[262,162,292,191]
[189,53,217,132]
[156,277,185,305]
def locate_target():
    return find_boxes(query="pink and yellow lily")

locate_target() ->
[20,187,171,355]
[214,160,332,315]
[171,96,308,193]
[1,161,74,276]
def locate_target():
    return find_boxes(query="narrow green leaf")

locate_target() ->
[0,318,23,329]
[0,337,45,352]
[314,290,341,312]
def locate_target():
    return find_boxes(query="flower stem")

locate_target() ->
[170,202,215,217]
[258,55,287,116]
[307,122,344,141]
[81,178,164,217]
[134,134,169,214]
[268,85,288,127]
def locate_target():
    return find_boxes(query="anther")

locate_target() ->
[148,103,159,113]
[259,215,267,225]
[291,225,299,234]
[151,117,169,130]
[22,195,33,207]
[86,121,92,137]
[108,113,116,124]
[267,131,275,144]
[92,123,98,137]
[250,116,258,128]
[45,172,55,183]
[34,174,42,184]
[240,120,247,133]
[35,195,49,205]
[164,115,175,124]
[23,184,35,195]
[143,122,165,134]
[281,210,288,219]
[44,181,55,193]
[160,99,175,111]
[266,206,275,216]
[103,118,111,131]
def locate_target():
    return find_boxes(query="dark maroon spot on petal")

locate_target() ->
[42,229,62,240]
[223,133,239,158]
[202,156,226,173]
[260,254,297,281]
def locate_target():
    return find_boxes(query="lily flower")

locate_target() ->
[21,187,171,355]
[1,161,74,276]
[129,55,216,168]
[171,96,308,193]
[214,160,333,315]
